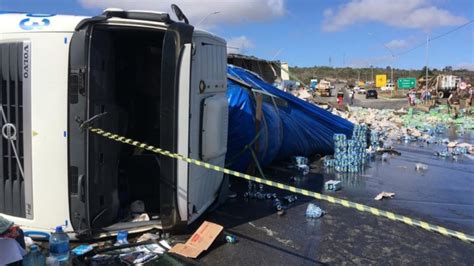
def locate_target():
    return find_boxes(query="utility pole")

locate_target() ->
[370,65,374,83]
[425,35,429,90]
[196,11,220,27]
[391,66,394,84]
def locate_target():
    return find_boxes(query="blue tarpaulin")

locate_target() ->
[226,65,354,172]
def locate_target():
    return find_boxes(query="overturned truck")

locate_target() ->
[0,9,229,238]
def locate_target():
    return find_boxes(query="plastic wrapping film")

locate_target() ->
[226,65,354,172]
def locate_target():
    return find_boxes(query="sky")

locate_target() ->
[1,0,472,70]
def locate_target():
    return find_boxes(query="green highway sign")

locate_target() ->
[397,78,416,89]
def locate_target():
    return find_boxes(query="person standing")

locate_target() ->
[466,87,473,115]
[337,89,344,106]
[448,90,461,118]
[349,89,355,105]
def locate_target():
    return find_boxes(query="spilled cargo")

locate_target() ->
[225,66,354,172]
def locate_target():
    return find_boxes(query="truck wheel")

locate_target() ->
[437,91,444,98]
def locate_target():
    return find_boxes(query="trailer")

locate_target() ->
[0,8,229,238]
[418,74,461,98]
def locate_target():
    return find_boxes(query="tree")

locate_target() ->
[442,66,453,72]
[418,66,434,78]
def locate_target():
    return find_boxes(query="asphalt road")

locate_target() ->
[194,140,474,265]
[187,102,474,265]
[320,84,408,110]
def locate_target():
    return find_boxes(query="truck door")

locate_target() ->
[159,22,194,230]
[68,27,90,233]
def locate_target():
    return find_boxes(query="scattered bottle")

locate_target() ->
[115,230,129,245]
[45,256,59,266]
[225,235,237,243]
[283,195,298,203]
[306,203,324,218]
[23,244,46,266]
[49,226,70,262]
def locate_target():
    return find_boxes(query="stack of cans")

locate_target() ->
[324,125,368,173]
[370,130,380,150]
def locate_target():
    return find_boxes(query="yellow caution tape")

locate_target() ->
[88,127,474,243]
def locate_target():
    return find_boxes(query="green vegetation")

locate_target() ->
[289,65,474,85]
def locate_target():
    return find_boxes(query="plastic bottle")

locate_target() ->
[49,226,70,262]
[22,244,46,266]
[45,256,59,266]
[306,203,324,218]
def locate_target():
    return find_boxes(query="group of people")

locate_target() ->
[407,88,433,106]
[336,88,355,106]
[407,86,473,118]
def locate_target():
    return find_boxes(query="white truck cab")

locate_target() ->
[0,9,228,238]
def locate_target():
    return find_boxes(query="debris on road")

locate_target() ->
[415,163,429,171]
[169,221,223,258]
[325,180,342,191]
[374,192,396,201]
[306,203,325,218]
[331,106,474,160]
[225,235,237,244]
[324,125,369,173]
[289,156,310,175]
[72,244,94,256]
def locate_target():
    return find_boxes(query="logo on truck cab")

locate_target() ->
[19,13,54,30]
[23,44,30,79]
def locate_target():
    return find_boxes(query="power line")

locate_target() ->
[395,19,474,57]
[429,19,474,41]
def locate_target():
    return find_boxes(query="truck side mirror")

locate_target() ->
[171,4,189,24]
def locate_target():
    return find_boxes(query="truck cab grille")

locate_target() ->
[0,42,26,218]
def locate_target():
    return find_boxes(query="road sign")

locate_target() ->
[397,78,416,89]
[375,74,387,88]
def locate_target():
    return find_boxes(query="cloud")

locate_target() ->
[79,0,286,28]
[322,0,468,32]
[226,36,254,54]
[385,39,409,50]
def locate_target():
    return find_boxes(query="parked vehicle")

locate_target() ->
[366,89,378,99]
[381,83,395,91]
[354,86,366,94]
[0,8,229,238]
[316,80,332,97]
[309,79,318,91]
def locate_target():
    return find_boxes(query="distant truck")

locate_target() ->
[316,80,332,97]
[309,79,318,90]
[420,75,461,98]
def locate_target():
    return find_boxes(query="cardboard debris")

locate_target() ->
[374,192,395,200]
[447,141,458,148]
[169,221,223,258]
